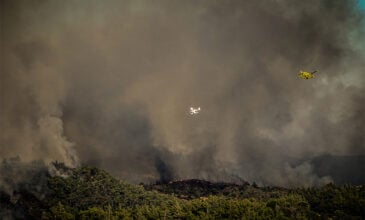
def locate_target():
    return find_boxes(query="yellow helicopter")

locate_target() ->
[298,70,317,79]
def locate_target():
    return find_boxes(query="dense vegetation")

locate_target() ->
[1,163,364,219]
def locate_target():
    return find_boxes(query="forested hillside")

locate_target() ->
[1,164,364,219]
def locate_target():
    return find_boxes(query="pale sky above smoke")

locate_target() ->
[1,0,364,187]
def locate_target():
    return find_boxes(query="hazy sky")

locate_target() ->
[359,0,365,10]
[1,0,364,187]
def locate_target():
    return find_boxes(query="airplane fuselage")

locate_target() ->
[190,107,201,115]
[299,71,315,79]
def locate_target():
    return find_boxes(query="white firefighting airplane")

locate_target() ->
[189,107,201,115]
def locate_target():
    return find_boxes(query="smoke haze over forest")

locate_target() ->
[1,0,364,187]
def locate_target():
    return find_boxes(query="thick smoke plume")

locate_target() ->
[1,0,364,187]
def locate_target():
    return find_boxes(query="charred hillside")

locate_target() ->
[143,179,290,200]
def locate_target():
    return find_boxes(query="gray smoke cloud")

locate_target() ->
[1,0,364,187]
